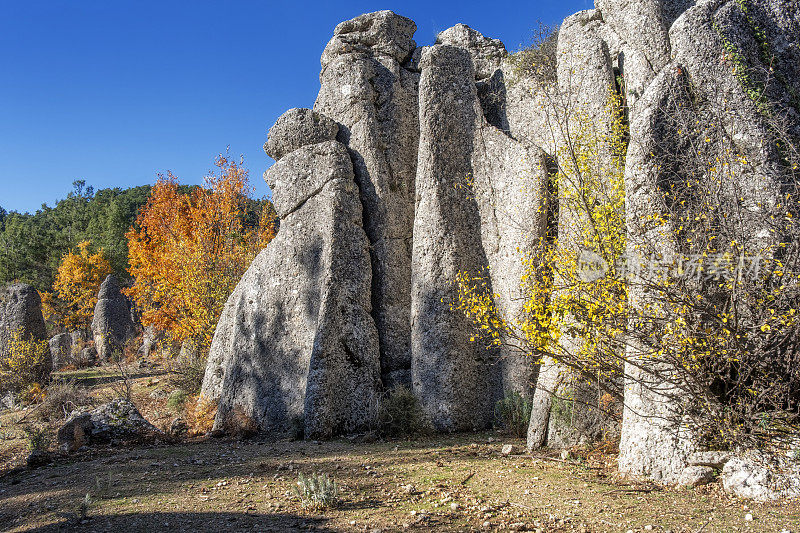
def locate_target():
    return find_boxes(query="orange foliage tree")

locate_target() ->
[44,240,114,331]
[125,155,276,353]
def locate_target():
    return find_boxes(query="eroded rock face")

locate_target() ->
[264,108,339,162]
[410,44,500,432]
[618,0,800,484]
[0,283,48,371]
[202,131,381,438]
[49,333,72,370]
[436,24,507,80]
[722,450,800,501]
[91,275,138,360]
[315,11,419,388]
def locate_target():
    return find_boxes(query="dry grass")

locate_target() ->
[0,370,798,532]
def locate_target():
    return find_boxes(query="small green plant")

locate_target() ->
[550,396,574,426]
[167,389,188,411]
[293,472,338,509]
[379,386,425,437]
[23,425,50,452]
[77,493,92,521]
[495,392,533,437]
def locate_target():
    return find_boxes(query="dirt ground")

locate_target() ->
[1,370,798,532]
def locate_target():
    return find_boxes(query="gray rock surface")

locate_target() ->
[49,333,73,370]
[0,283,47,360]
[264,108,339,162]
[91,275,138,360]
[58,399,160,451]
[138,325,165,359]
[619,0,800,484]
[436,24,507,80]
[722,450,800,501]
[202,139,381,439]
[410,44,500,432]
[315,11,420,388]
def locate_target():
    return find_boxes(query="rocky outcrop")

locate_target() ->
[0,283,48,367]
[138,325,165,359]
[264,108,339,161]
[618,0,800,484]
[202,110,381,439]
[49,333,73,370]
[58,398,160,452]
[91,275,138,360]
[314,11,419,388]
[410,44,500,432]
[201,5,799,498]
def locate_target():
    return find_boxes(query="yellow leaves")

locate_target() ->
[1,328,50,387]
[51,241,114,330]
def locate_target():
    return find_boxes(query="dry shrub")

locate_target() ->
[379,386,425,437]
[186,395,217,435]
[36,380,92,422]
[22,383,47,405]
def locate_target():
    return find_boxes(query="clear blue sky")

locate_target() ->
[0,0,588,214]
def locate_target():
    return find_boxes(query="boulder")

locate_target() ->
[202,138,381,439]
[315,10,420,388]
[49,333,73,370]
[677,466,716,487]
[264,108,339,161]
[138,325,165,359]
[58,399,160,451]
[79,346,97,367]
[91,275,138,360]
[722,450,800,501]
[0,283,47,361]
[320,10,417,71]
[57,412,93,452]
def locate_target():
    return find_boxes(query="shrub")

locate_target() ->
[36,380,92,421]
[379,386,425,437]
[167,389,188,411]
[1,329,50,389]
[168,347,206,395]
[551,396,574,426]
[507,23,559,86]
[23,425,50,452]
[293,472,338,509]
[495,392,533,438]
[186,395,217,435]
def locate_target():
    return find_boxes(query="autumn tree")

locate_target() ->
[126,155,276,355]
[44,240,114,331]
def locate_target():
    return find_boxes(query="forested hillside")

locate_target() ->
[0,181,150,290]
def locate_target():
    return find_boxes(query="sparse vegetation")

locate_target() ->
[495,392,532,437]
[379,385,426,437]
[167,389,188,411]
[35,380,92,422]
[293,472,338,509]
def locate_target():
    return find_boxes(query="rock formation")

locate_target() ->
[49,333,72,370]
[203,2,799,494]
[91,274,138,360]
[0,283,47,363]
[314,11,420,389]
[202,114,381,439]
